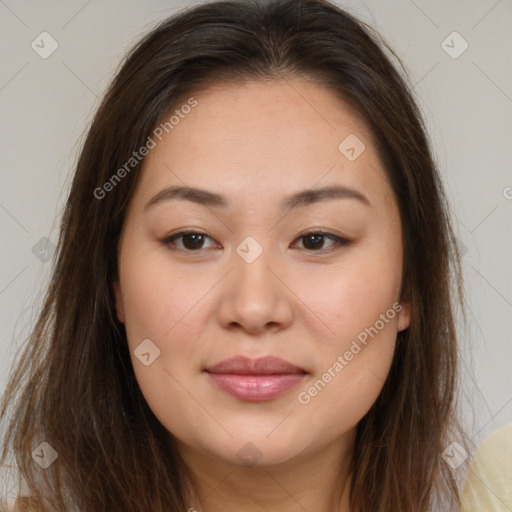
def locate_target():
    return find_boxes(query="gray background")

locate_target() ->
[1,0,511,468]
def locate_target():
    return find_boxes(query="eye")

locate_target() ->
[161,231,220,251]
[292,231,351,252]
[161,230,351,253]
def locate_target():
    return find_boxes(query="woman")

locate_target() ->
[0,0,471,510]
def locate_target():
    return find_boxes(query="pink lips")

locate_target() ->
[204,355,307,402]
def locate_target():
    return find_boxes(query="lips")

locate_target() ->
[204,355,307,401]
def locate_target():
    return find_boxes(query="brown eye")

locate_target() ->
[162,231,219,251]
[302,233,326,250]
[181,233,206,250]
[293,232,351,252]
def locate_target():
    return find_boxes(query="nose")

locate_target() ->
[216,245,294,335]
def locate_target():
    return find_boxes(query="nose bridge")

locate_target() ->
[233,235,279,302]
[216,235,294,332]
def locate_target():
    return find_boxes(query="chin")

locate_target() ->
[199,431,310,469]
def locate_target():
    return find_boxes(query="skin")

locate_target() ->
[113,77,411,512]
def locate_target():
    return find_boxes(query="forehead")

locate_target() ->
[131,78,395,216]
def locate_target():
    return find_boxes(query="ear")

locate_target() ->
[397,301,411,332]
[113,281,125,323]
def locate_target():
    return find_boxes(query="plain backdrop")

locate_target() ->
[1,0,511,463]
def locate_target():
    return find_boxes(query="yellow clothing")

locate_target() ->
[462,422,512,511]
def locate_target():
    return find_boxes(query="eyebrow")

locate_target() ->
[144,183,371,212]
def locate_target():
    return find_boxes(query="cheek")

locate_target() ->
[120,250,210,346]
[295,285,399,438]
[119,258,212,431]
[118,248,223,387]
[291,244,401,429]
[293,246,403,346]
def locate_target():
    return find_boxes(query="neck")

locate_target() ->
[178,429,356,512]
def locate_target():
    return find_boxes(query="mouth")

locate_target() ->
[204,355,308,402]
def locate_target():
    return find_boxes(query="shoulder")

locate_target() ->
[461,422,512,512]
[477,422,512,448]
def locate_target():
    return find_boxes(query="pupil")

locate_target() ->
[304,234,323,250]
[183,233,204,250]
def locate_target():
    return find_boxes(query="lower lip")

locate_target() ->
[206,372,306,401]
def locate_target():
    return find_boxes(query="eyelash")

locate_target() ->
[161,230,352,254]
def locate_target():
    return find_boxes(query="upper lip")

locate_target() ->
[205,356,307,375]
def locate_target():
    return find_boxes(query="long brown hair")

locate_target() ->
[1,0,470,510]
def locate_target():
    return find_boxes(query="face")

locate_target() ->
[113,78,411,469]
